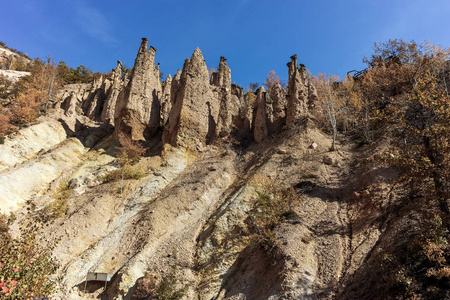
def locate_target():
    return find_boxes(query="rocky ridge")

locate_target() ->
[56,38,316,150]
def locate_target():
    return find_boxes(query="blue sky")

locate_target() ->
[1,0,450,88]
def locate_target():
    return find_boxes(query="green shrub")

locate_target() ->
[117,133,146,166]
[102,133,147,184]
[155,273,188,300]
[122,164,146,180]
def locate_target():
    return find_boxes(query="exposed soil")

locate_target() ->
[1,115,405,299]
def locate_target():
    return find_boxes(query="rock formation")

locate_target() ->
[3,38,433,300]
[231,84,253,140]
[253,86,269,143]
[211,57,236,138]
[210,56,231,88]
[60,91,79,117]
[159,74,172,127]
[101,60,124,124]
[57,39,316,148]
[307,80,318,111]
[83,75,109,120]
[114,38,162,140]
[59,83,92,117]
[286,54,309,125]
[269,82,287,132]
[163,48,219,150]
[58,65,122,124]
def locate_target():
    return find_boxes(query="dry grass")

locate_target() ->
[249,174,301,253]
[102,164,146,183]
[45,178,71,219]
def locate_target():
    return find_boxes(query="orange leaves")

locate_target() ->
[0,218,58,299]
[420,216,450,280]
[0,56,62,138]
[264,70,283,92]
[0,106,14,138]
[10,91,42,125]
[423,240,447,267]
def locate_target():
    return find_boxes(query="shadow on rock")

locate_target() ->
[59,118,114,149]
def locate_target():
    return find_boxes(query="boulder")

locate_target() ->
[309,142,318,149]
[323,155,333,165]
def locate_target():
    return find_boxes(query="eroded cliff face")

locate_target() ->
[253,86,269,143]
[3,38,401,300]
[212,57,237,139]
[115,38,162,140]
[162,48,219,150]
[57,38,319,149]
[286,54,317,126]
[101,60,124,125]
[1,112,392,300]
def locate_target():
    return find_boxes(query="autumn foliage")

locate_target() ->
[308,40,450,297]
[264,70,284,92]
[0,217,58,299]
[0,56,63,140]
[0,56,103,141]
[333,40,450,297]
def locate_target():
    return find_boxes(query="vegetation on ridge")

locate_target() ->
[313,39,450,298]
[0,50,105,142]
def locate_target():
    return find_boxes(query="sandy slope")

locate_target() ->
[2,113,401,299]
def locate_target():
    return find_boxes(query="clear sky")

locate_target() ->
[1,0,450,88]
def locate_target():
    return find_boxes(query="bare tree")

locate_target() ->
[313,74,340,151]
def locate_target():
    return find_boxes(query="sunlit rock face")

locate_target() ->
[286,54,309,125]
[163,48,220,150]
[101,60,124,125]
[115,38,162,141]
